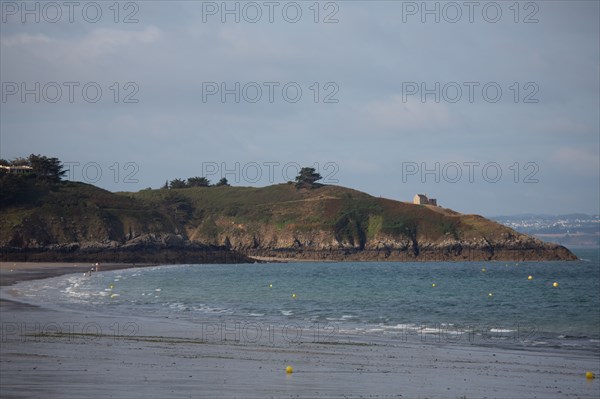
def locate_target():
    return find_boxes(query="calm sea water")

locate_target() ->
[9,249,600,351]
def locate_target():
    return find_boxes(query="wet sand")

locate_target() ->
[0,261,156,313]
[1,263,599,398]
[0,261,157,287]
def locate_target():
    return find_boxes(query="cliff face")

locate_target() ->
[183,210,576,262]
[0,180,577,262]
[190,224,576,262]
[0,180,252,263]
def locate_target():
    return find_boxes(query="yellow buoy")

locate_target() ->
[286,366,293,374]
[481,268,486,272]
[528,275,533,280]
[553,282,559,287]
[586,371,595,379]
[269,284,273,288]
[432,283,436,287]
[292,293,296,298]
[488,292,493,297]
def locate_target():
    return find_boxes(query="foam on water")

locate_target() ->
[3,249,599,351]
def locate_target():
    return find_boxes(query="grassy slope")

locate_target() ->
[126,183,516,248]
[0,180,177,246]
[1,180,569,260]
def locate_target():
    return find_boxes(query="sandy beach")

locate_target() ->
[0,261,159,287]
[1,262,599,398]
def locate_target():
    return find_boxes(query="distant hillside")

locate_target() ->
[0,178,575,262]
[491,214,600,248]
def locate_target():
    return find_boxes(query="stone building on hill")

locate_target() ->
[413,194,437,206]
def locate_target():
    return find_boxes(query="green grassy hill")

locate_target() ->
[1,180,175,246]
[125,183,575,261]
[0,178,576,262]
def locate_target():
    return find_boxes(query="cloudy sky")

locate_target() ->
[1,0,598,216]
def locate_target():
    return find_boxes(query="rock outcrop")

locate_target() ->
[0,180,577,262]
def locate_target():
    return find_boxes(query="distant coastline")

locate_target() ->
[491,214,600,248]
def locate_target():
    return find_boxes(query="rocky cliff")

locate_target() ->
[0,179,577,262]
[0,180,251,263]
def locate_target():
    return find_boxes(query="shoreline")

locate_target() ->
[0,261,160,287]
[1,262,599,398]
[0,262,160,312]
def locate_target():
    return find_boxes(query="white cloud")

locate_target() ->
[554,147,600,175]
[0,33,51,47]
[216,25,295,60]
[530,116,590,135]
[363,95,454,131]
[76,27,162,58]
[1,27,162,68]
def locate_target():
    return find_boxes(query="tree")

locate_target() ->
[0,174,28,206]
[28,154,65,182]
[161,180,169,189]
[215,177,229,187]
[187,176,210,187]
[295,167,322,188]
[10,157,29,166]
[169,178,188,189]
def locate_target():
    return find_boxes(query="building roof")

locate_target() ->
[0,165,33,170]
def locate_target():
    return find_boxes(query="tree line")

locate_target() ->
[163,177,230,189]
[1,154,325,190]
[165,167,323,190]
[0,154,65,182]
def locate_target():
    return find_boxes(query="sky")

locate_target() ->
[1,0,599,216]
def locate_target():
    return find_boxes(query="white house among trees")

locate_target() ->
[0,165,33,175]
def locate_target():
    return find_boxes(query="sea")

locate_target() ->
[6,249,600,352]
